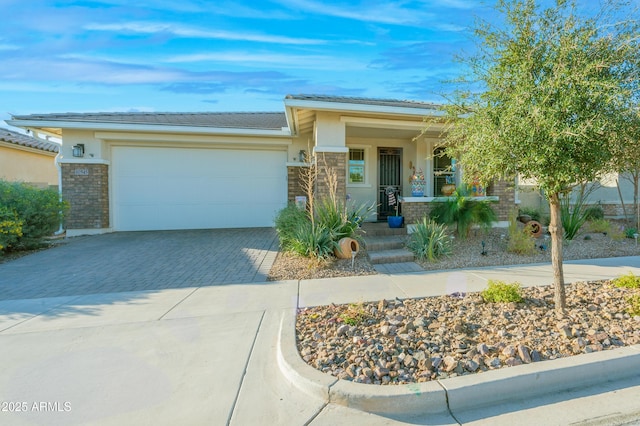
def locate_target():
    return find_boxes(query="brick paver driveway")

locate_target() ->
[0,228,279,300]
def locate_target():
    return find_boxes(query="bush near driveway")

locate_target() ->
[0,180,67,253]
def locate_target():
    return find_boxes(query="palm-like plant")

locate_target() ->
[429,186,497,238]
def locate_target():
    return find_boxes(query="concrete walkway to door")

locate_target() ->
[0,228,279,301]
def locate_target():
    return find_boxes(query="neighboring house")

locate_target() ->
[0,128,59,188]
[518,174,638,219]
[7,94,515,236]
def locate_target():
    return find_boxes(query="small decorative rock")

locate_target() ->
[295,279,639,385]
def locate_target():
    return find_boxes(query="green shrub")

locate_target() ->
[274,203,310,252]
[0,180,66,251]
[274,199,374,260]
[315,198,374,243]
[429,186,497,238]
[584,205,604,221]
[586,219,611,234]
[612,272,640,289]
[560,190,591,240]
[481,280,524,303]
[288,221,336,259]
[340,302,369,326]
[624,227,638,239]
[406,217,451,262]
[0,206,23,252]
[626,295,640,316]
[507,211,535,255]
[518,207,542,222]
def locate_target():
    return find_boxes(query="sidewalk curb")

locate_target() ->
[441,344,640,413]
[278,307,640,417]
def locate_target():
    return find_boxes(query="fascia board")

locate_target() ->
[6,120,292,138]
[283,99,444,118]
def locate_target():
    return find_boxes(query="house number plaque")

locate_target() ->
[74,168,89,176]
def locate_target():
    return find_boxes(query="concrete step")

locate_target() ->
[368,248,415,264]
[363,235,407,251]
[360,222,407,237]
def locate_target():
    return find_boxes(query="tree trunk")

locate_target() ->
[549,192,566,312]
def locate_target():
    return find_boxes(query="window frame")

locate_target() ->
[347,146,371,187]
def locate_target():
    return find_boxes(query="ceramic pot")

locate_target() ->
[334,237,360,259]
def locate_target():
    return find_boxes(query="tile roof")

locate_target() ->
[0,128,59,153]
[10,112,288,130]
[285,94,442,110]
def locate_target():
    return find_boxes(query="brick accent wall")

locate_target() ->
[61,163,109,229]
[287,165,307,203]
[402,179,516,225]
[403,202,433,225]
[316,152,346,202]
[487,179,516,221]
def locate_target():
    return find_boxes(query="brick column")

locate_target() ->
[61,163,109,229]
[315,151,346,202]
[287,165,311,203]
[487,179,516,221]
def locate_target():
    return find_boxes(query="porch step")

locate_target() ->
[368,248,415,265]
[360,222,407,237]
[363,235,406,251]
[359,222,417,265]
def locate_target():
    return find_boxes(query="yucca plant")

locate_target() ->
[429,186,497,238]
[406,217,452,261]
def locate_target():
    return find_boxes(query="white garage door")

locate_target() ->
[112,146,287,231]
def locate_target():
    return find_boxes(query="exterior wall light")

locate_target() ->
[72,144,85,158]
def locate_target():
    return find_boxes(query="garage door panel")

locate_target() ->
[112,147,286,231]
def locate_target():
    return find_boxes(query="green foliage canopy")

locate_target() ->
[442,0,639,196]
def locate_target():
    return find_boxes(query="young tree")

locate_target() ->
[615,108,640,231]
[441,0,639,312]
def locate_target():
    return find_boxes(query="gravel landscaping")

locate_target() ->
[296,280,640,385]
[271,221,640,385]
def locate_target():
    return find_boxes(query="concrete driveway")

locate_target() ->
[0,228,279,300]
[0,228,321,425]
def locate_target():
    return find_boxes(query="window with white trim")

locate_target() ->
[433,146,456,195]
[348,148,366,184]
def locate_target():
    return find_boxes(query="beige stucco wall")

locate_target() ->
[315,112,345,148]
[519,172,638,217]
[0,143,58,187]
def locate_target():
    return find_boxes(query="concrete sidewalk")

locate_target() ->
[0,256,639,425]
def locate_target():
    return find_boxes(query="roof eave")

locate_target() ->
[282,98,445,118]
[6,119,293,138]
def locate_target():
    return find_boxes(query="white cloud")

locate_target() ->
[164,51,367,70]
[274,0,434,26]
[84,22,327,45]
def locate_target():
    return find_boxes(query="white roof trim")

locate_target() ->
[340,116,431,130]
[94,131,292,146]
[7,120,292,138]
[284,98,443,117]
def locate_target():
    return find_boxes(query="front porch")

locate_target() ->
[283,95,516,226]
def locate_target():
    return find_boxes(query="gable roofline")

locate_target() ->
[284,94,444,114]
[283,94,445,136]
[7,112,291,138]
[0,128,59,153]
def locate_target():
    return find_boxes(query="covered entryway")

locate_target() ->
[378,147,403,220]
[112,146,287,231]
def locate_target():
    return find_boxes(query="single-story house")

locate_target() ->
[7,94,516,236]
[0,128,60,188]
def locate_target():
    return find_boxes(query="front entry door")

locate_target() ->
[378,147,402,220]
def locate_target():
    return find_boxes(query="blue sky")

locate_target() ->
[1,0,636,130]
